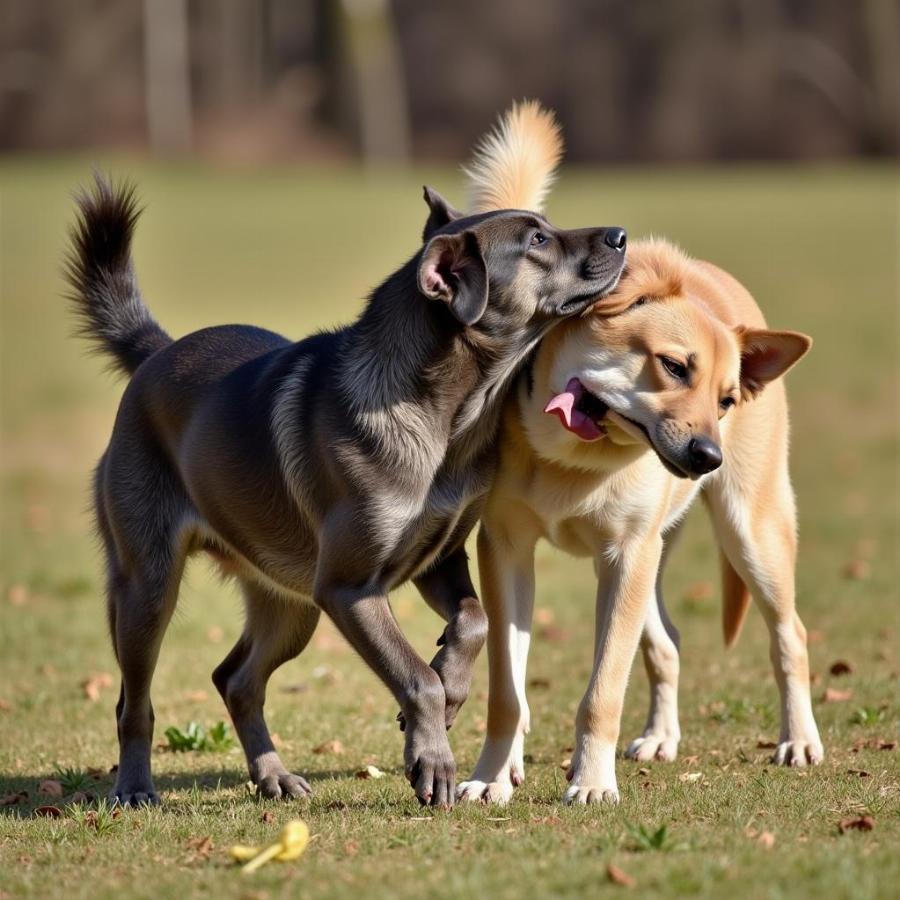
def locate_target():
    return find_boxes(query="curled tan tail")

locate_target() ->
[464,100,563,214]
[721,549,751,648]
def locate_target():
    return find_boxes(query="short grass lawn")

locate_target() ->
[1,159,897,899]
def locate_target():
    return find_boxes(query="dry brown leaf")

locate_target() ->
[81,672,114,702]
[842,559,870,581]
[638,768,650,776]
[260,810,276,824]
[879,740,896,751]
[829,660,854,677]
[682,755,700,765]
[313,739,344,755]
[847,769,871,778]
[34,806,61,818]
[38,780,63,798]
[684,581,714,601]
[823,687,853,703]
[1,791,28,806]
[607,862,636,887]
[679,772,703,783]
[757,830,776,849]
[355,765,385,780]
[528,677,551,689]
[560,758,571,771]
[756,740,778,749]
[537,624,569,643]
[343,840,360,856]
[839,815,874,833]
[8,584,29,606]
[184,836,214,859]
[25,504,50,533]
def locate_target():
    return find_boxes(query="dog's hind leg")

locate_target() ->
[100,499,189,805]
[412,547,488,730]
[213,583,320,799]
[625,527,682,763]
[704,469,823,766]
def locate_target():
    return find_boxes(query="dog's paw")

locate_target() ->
[109,785,161,808]
[563,783,619,805]
[457,779,515,805]
[625,732,679,762]
[256,771,313,799]
[772,739,823,767]
[405,734,457,808]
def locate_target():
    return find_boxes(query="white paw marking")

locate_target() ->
[625,732,680,762]
[772,739,824,767]
[456,779,515,805]
[563,783,620,805]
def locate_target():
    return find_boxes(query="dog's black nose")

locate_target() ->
[687,437,723,475]
[603,228,627,251]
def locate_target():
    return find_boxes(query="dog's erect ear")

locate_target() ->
[422,186,463,241]
[736,327,812,399]
[418,230,488,326]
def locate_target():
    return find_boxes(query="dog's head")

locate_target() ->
[415,187,626,333]
[542,241,811,479]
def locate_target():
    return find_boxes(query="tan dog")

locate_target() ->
[456,104,823,805]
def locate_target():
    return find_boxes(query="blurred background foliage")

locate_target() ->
[1,0,897,164]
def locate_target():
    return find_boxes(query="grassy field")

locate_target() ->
[0,159,897,899]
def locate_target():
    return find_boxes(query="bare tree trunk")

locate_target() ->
[143,0,192,154]
[332,0,411,164]
[213,0,265,115]
[861,0,900,152]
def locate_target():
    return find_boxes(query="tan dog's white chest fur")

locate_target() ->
[456,103,823,807]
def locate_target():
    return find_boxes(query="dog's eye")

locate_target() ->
[530,231,547,247]
[720,396,736,412]
[630,296,648,310]
[659,356,688,381]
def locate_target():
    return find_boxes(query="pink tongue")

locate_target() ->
[544,377,605,442]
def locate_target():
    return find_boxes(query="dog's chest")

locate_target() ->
[533,461,670,555]
[382,459,491,584]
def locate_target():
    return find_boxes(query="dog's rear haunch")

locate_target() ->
[66,163,625,807]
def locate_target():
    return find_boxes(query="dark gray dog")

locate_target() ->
[65,176,625,808]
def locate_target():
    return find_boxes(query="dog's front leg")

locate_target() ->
[317,581,457,806]
[412,548,488,730]
[565,535,663,805]
[457,524,536,805]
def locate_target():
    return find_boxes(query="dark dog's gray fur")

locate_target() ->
[65,175,625,807]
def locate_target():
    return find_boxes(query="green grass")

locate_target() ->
[1,158,898,899]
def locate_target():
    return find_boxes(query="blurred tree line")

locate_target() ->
[1,0,896,162]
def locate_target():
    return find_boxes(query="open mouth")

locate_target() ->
[544,377,610,442]
[544,377,693,480]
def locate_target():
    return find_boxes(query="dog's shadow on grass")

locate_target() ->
[1,766,407,817]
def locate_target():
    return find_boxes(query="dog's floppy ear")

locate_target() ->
[422,186,463,241]
[736,327,812,399]
[418,230,488,326]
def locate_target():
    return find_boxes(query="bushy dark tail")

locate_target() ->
[64,174,171,376]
